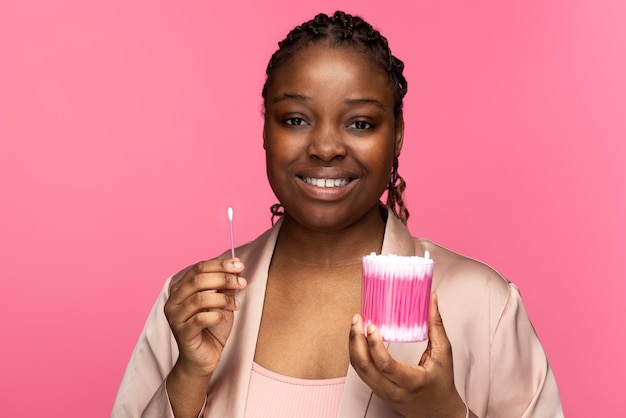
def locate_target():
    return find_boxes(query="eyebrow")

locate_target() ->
[272,93,311,104]
[344,98,387,111]
[272,94,387,111]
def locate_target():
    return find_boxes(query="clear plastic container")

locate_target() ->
[361,253,434,342]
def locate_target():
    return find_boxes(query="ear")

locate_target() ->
[394,113,405,157]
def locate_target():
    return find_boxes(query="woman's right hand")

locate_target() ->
[165,258,247,379]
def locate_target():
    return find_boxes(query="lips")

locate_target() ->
[301,177,350,188]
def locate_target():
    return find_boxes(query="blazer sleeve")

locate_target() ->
[486,283,564,417]
[112,277,182,418]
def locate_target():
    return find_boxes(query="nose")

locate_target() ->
[306,124,347,162]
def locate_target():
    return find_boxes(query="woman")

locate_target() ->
[113,11,563,418]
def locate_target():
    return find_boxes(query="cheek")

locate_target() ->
[265,142,293,170]
[364,140,395,171]
[265,156,283,200]
[373,147,396,189]
[377,160,394,188]
[265,149,283,180]
[265,143,295,194]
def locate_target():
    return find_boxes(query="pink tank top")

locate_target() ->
[243,362,346,418]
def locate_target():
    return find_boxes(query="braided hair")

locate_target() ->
[262,11,410,224]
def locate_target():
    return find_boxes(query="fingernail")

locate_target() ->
[351,314,359,325]
[232,260,243,269]
[237,276,246,286]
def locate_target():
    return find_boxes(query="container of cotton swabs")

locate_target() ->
[361,251,434,342]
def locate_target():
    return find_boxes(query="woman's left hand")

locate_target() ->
[349,293,467,418]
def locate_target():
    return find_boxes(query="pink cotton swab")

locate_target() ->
[361,252,433,342]
[227,207,235,259]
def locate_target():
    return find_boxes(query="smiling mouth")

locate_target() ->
[301,177,351,188]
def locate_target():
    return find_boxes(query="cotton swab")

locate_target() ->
[361,253,434,342]
[227,207,235,259]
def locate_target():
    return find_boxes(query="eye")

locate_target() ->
[284,117,309,126]
[349,120,373,130]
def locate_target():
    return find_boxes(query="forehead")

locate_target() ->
[266,44,394,103]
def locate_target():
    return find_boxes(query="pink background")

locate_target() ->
[1,1,624,416]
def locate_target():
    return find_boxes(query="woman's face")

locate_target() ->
[263,43,404,232]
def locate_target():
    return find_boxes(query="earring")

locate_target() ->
[270,203,284,225]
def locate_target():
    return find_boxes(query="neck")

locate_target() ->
[273,205,386,268]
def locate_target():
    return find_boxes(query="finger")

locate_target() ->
[365,323,429,390]
[185,258,246,283]
[174,310,232,343]
[349,315,389,390]
[192,271,246,291]
[169,272,245,305]
[423,293,452,366]
[348,314,374,376]
[364,323,398,376]
[170,259,247,303]
[166,290,240,326]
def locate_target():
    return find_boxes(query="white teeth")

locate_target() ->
[303,177,349,188]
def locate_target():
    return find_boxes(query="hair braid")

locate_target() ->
[387,157,409,224]
[262,11,407,117]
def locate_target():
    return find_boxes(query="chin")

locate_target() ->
[286,204,380,233]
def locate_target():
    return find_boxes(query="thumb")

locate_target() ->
[426,292,452,360]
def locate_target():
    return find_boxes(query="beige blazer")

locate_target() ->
[112,210,563,417]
